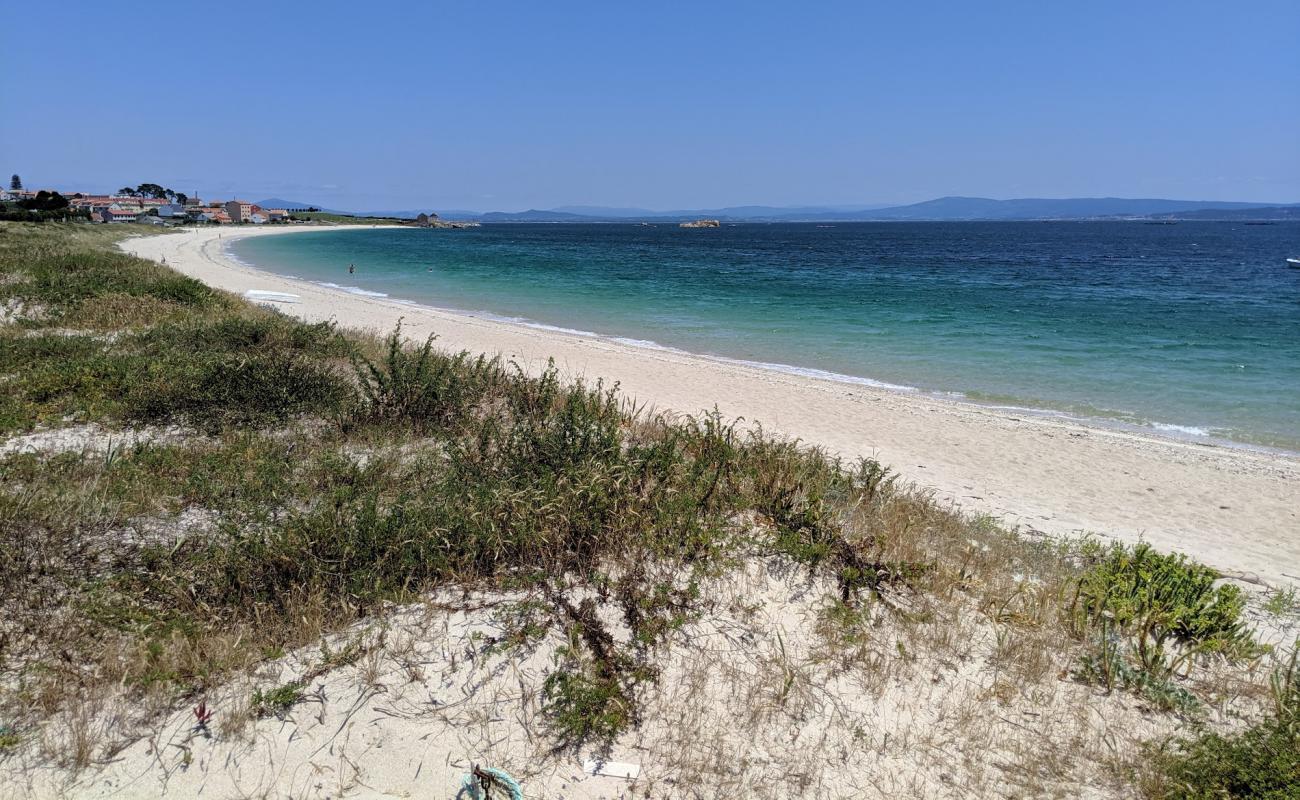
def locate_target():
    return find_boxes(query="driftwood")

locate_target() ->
[1216,569,1271,588]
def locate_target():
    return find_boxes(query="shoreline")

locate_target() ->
[221,226,1298,458]
[122,225,1300,586]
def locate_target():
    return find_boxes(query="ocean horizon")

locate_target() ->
[231,221,1300,453]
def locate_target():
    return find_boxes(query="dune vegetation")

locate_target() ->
[0,221,1295,798]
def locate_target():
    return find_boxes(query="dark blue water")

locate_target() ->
[234,222,1300,451]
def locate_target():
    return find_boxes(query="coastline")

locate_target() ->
[123,225,1300,586]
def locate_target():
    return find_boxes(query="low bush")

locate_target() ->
[1071,543,1260,682]
[250,681,305,719]
[351,322,505,432]
[1148,644,1300,798]
[124,350,351,429]
[25,251,219,311]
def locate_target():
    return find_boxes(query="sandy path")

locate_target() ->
[123,226,1300,586]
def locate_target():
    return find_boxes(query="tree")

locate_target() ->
[19,191,69,211]
[118,187,138,197]
[9,175,21,191]
[175,192,189,207]
[136,183,169,199]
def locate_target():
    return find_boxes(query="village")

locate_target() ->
[0,176,476,228]
[0,178,297,225]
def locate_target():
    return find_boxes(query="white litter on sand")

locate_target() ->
[583,759,641,780]
[243,290,300,303]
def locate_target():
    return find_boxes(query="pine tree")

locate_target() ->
[9,175,21,191]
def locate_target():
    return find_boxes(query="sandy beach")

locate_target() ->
[124,226,1300,586]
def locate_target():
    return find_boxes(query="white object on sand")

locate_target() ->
[244,290,300,303]
[582,759,641,779]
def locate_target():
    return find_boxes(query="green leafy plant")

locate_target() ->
[541,666,634,749]
[1071,544,1261,681]
[1075,631,1200,714]
[250,681,304,719]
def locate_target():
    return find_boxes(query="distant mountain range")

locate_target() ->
[256,196,1300,223]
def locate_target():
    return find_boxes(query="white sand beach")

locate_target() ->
[124,226,1300,586]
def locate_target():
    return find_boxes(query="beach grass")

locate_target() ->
[0,221,1293,796]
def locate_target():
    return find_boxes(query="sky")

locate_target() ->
[3,1,1298,212]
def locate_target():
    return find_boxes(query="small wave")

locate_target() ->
[611,336,674,351]
[713,357,921,393]
[316,282,388,298]
[471,312,602,339]
[221,245,253,268]
[1150,422,1211,437]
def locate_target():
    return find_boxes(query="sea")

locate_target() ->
[231,222,1300,453]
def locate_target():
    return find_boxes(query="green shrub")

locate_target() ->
[250,681,304,719]
[1149,645,1299,798]
[1072,544,1260,680]
[0,727,20,751]
[351,323,503,431]
[541,667,634,748]
[137,314,344,357]
[125,351,351,429]
[28,252,217,310]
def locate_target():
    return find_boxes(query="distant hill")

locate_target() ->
[1154,205,1300,221]
[552,205,660,218]
[552,204,892,220]
[858,196,1298,221]
[472,198,1299,222]
[254,198,321,211]
[254,197,1300,223]
[478,209,599,223]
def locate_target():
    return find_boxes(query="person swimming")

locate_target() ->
[348,263,355,275]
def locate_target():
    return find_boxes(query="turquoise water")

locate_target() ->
[233,222,1300,452]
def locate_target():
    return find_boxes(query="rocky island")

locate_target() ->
[679,218,721,228]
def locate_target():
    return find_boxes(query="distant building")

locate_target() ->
[194,207,232,224]
[99,205,140,223]
[156,204,188,218]
[224,200,255,223]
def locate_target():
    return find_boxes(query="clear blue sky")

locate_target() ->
[4,1,1297,211]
